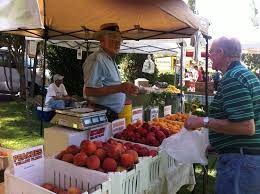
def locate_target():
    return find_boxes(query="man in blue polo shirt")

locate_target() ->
[184,37,260,194]
[82,23,139,121]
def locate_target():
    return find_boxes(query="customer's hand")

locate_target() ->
[184,115,204,130]
[120,82,139,95]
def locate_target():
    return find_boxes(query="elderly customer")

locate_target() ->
[184,37,260,194]
[45,74,74,109]
[82,23,139,121]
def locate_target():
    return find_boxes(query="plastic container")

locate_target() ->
[36,106,55,122]
[119,99,133,126]
[5,158,111,194]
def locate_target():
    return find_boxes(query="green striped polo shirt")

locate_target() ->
[209,61,260,151]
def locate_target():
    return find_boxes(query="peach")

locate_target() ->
[95,148,106,161]
[56,150,68,160]
[41,183,55,191]
[93,141,103,148]
[120,153,135,169]
[73,152,88,166]
[81,141,97,156]
[102,158,117,172]
[126,150,138,163]
[66,145,80,155]
[67,187,81,194]
[62,154,74,163]
[86,155,100,170]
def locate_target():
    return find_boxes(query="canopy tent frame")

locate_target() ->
[1,1,211,193]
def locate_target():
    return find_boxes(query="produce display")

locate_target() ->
[56,139,157,173]
[165,85,181,94]
[41,183,81,194]
[114,122,170,146]
[111,139,158,157]
[149,118,183,134]
[165,112,189,122]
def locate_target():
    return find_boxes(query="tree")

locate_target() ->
[242,53,260,72]
[117,53,159,85]
[0,34,26,99]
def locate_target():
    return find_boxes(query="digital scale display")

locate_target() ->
[84,118,92,125]
[91,117,99,123]
[82,114,107,129]
[99,115,106,122]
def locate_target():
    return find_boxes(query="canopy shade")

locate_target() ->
[44,39,180,54]
[0,0,208,40]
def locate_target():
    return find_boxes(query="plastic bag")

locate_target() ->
[160,127,209,165]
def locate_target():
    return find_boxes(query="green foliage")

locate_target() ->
[157,72,176,85]
[242,53,260,72]
[117,53,159,85]
[47,45,86,96]
[185,98,206,116]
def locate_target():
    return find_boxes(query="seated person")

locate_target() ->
[45,74,74,109]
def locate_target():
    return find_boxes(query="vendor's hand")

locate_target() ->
[184,115,204,130]
[121,82,139,95]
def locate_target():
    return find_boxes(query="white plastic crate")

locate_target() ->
[111,138,162,192]
[107,161,142,194]
[5,158,111,194]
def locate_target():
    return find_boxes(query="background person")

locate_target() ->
[45,74,74,109]
[82,23,139,121]
[184,37,260,194]
[212,70,222,91]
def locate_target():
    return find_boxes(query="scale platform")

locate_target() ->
[50,107,108,130]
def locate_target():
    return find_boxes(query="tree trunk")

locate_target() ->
[30,41,41,97]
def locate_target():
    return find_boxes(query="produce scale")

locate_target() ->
[50,107,108,130]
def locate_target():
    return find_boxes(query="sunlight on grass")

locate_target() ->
[0,101,50,150]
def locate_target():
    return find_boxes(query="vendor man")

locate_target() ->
[45,74,74,109]
[82,23,139,121]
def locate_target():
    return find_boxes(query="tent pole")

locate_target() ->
[205,36,209,115]
[40,28,48,137]
[179,42,184,112]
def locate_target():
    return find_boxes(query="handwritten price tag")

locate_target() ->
[150,107,159,120]
[132,107,143,123]
[112,118,126,135]
[164,105,172,116]
[89,127,105,141]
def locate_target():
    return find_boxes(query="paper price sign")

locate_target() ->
[12,145,44,176]
[132,107,143,123]
[77,49,82,60]
[89,127,105,141]
[150,107,159,120]
[112,118,126,135]
[164,105,172,116]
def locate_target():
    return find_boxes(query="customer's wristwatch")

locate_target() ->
[203,117,210,128]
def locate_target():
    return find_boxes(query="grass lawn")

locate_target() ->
[0,101,216,193]
[0,101,51,150]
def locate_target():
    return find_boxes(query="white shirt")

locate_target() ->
[45,83,68,105]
